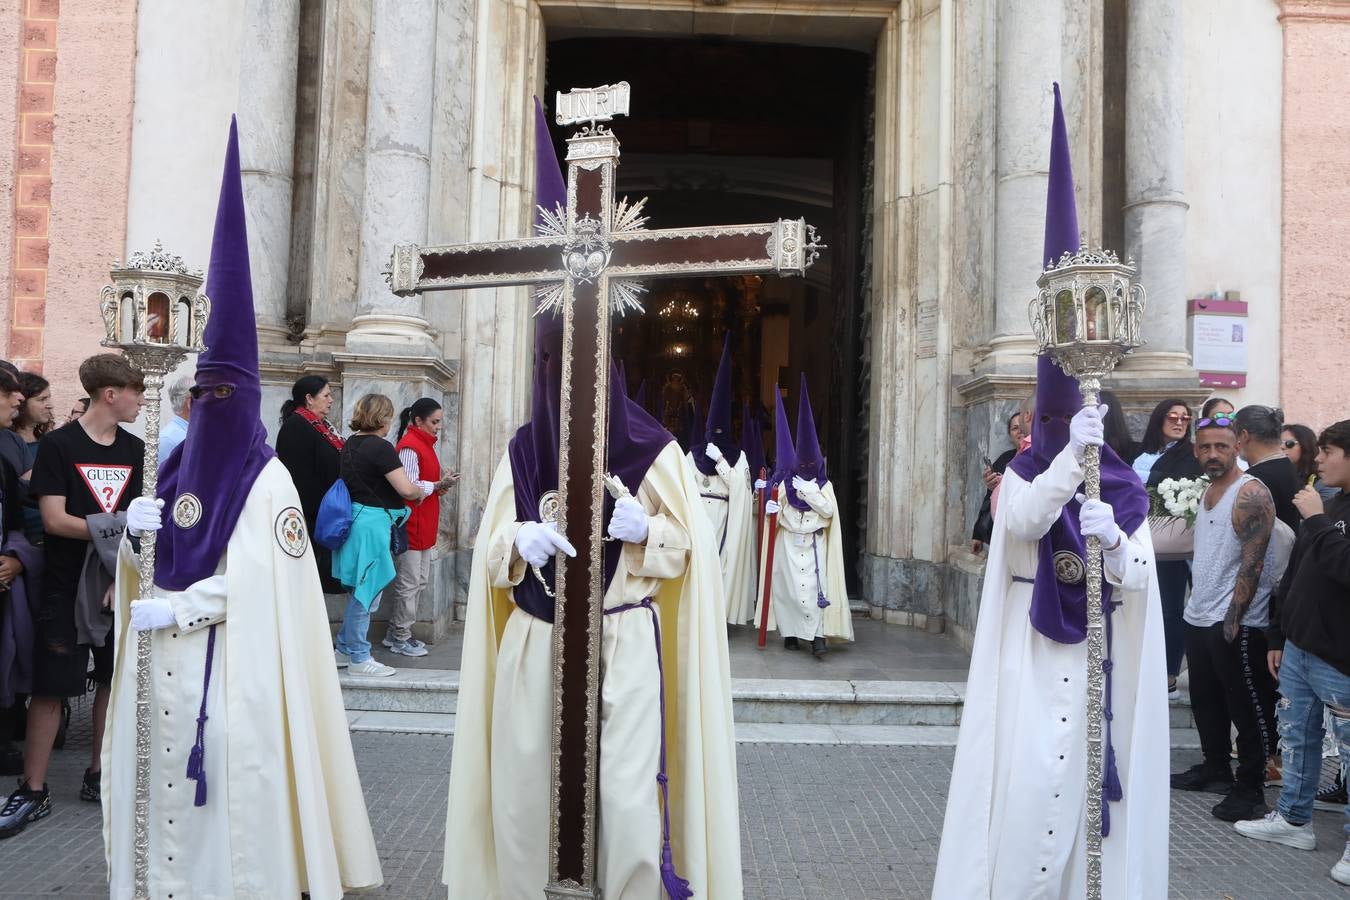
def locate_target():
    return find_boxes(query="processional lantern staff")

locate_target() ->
[1027,246,1145,900]
[386,82,822,898]
[99,242,210,899]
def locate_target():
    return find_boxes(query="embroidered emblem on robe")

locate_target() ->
[173,493,203,529]
[275,507,308,558]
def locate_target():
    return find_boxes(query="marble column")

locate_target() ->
[348,0,439,358]
[991,0,1063,352]
[1123,0,1191,363]
[236,0,301,336]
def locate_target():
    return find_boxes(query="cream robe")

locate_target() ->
[931,446,1169,900]
[685,450,757,625]
[444,443,741,900]
[753,481,853,642]
[102,459,382,900]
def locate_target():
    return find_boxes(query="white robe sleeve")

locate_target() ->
[168,572,228,635]
[486,521,527,590]
[1002,446,1085,542]
[1104,528,1151,593]
[621,484,691,582]
[797,484,835,519]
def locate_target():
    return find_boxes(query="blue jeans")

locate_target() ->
[336,592,383,663]
[1156,560,1190,678]
[1275,641,1350,837]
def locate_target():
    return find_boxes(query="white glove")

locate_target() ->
[607,496,649,544]
[791,476,820,496]
[754,478,767,491]
[765,499,782,515]
[127,497,164,536]
[1069,404,1107,461]
[130,596,176,632]
[1076,493,1123,549]
[704,443,723,463]
[515,521,577,568]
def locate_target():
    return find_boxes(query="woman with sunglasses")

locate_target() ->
[275,375,345,595]
[1134,398,1204,699]
[1284,423,1341,502]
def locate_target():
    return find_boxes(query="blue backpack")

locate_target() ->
[314,478,354,550]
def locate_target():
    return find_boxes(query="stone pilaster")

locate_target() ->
[348,0,438,359]
[1121,0,1194,378]
[237,0,301,342]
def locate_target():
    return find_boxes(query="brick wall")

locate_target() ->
[1280,1,1350,429]
[8,0,57,371]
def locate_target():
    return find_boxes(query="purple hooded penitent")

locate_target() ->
[1004,83,1150,836]
[155,117,276,592]
[506,98,671,623]
[692,336,739,476]
[1006,83,1149,645]
[786,373,826,510]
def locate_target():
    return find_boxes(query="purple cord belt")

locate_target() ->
[603,598,693,899]
[185,623,217,808]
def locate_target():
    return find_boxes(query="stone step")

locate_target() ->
[339,668,459,715]
[341,668,1197,729]
[342,707,1203,750]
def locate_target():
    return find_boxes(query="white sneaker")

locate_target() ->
[386,640,429,658]
[1333,840,1350,886]
[335,650,350,668]
[347,658,396,677]
[1233,810,1316,851]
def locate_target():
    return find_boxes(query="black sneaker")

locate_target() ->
[783,637,799,650]
[1171,762,1234,793]
[811,636,827,658]
[1316,775,1347,812]
[0,781,51,839]
[79,768,100,803]
[1212,783,1267,822]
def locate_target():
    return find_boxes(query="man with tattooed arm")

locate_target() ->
[1170,412,1282,823]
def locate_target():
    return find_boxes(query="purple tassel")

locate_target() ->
[816,593,830,609]
[660,841,694,900]
[1104,743,1123,802]
[185,745,202,781]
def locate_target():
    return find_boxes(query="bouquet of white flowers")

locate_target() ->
[1147,476,1208,561]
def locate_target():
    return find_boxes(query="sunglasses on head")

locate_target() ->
[189,383,236,401]
[1195,414,1235,430]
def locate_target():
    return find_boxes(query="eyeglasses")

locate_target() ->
[1195,415,1235,430]
[1164,413,1192,424]
[1282,439,1298,450]
[189,383,236,401]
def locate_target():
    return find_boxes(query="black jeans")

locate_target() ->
[1184,621,1278,786]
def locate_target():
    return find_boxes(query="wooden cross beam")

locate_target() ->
[387,84,821,898]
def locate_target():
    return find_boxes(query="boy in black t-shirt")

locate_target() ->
[0,354,144,839]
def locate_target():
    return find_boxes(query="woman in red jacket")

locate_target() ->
[383,398,458,656]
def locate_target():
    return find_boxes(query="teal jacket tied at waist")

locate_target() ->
[332,502,410,609]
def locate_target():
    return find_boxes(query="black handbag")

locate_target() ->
[390,519,409,556]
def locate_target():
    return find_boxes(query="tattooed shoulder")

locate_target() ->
[1233,480,1275,541]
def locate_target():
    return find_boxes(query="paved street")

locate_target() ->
[0,702,1345,899]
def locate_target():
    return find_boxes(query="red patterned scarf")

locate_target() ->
[296,406,344,450]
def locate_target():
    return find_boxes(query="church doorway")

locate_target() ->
[545,38,871,590]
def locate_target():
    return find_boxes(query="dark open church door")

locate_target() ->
[544,38,870,592]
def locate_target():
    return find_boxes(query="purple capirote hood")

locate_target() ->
[155,116,275,592]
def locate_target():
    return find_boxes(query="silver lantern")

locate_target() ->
[1028,245,1145,900]
[98,240,210,899]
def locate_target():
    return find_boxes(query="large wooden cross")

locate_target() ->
[387,83,821,898]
